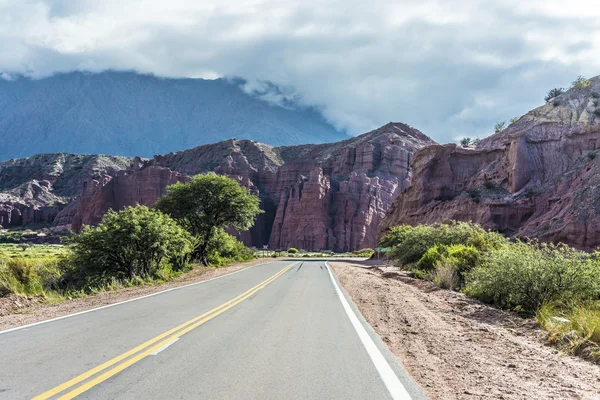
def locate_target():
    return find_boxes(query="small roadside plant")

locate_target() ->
[287,247,298,254]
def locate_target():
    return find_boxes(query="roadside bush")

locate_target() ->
[287,248,298,254]
[417,244,481,288]
[205,229,254,266]
[433,261,459,291]
[465,241,600,315]
[0,257,65,297]
[65,205,194,290]
[537,301,600,363]
[383,221,506,266]
[352,248,375,257]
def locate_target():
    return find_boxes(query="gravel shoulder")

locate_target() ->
[330,261,600,400]
[0,258,281,331]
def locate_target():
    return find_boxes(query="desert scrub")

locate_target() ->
[465,241,600,315]
[537,301,600,363]
[287,247,298,254]
[0,256,66,299]
[381,221,506,266]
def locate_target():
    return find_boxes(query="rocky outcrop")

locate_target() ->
[68,123,434,251]
[381,76,600,250]
[71,165,190,231]
[0,154,130,228]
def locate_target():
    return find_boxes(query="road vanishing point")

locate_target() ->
[0,260,427,399]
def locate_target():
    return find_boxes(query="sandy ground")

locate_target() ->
[330,261,600,400]
[0,258,282,331]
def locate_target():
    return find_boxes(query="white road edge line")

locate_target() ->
[150,337,180,355]
[0,260,280,336]
[325,262,413,400]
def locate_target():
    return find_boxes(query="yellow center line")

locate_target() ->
[32,263,295,400]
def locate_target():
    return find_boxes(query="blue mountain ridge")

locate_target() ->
[0,71,346,161]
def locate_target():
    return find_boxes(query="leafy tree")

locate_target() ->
[572,76,591,90]
[545,88,565,102]
[494,121,506,133]
[154,173,263,265]
[66,205,193,288]
[459,137,472,147]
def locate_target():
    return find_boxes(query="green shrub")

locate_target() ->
[545,87,565,102]
[0,256,65,297]
[433,261,459,291]
[287,248,298,254]
[383,221,506,266]
[572,76,591,90]
[459,137,472,147]
[465,241,600,315]
[494,121,506,133]
[65,205,194,290]
[417,244,450,271]
[205,229,255,266]
[588,151,597,160]
[352,248,375,257]
[417,243,481,288]
[537,301,600,363]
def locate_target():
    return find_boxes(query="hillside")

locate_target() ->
[0,71,346,161]
[381,75,600,249]
[0,123,434,251]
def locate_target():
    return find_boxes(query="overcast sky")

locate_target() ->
[1,0,599,143]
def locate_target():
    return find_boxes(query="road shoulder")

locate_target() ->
[330,261,600,400]
[0,258,280,331]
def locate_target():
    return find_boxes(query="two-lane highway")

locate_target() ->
[0,260,427,399]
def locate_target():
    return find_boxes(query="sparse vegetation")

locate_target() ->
[382,221,600,363]
[588,151,598,160]
[494,121,506,133]
[545,88,565,102]
[510,117,519,124]
[459,137,472,147]
[572,76,591,90]
[287,247,298,254]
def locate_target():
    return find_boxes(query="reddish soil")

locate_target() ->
[330,262,600,400]
[0,258,281,331]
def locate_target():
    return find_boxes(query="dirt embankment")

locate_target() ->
[330,262,600,400]
[0,258,280,331]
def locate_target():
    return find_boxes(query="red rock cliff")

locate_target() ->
[381,77,600,250]
[70,123,434,251]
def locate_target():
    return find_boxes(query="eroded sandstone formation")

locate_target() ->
[381,77,600,250]
[69,123,434,251]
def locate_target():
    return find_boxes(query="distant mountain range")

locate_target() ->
[0,71,346,161]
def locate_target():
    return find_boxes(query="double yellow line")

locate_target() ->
[33,263,295,400]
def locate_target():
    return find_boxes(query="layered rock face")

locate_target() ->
[0,154,130,228]
[71,163,190,231]
[381,77,600,250]
[68,123,434,251]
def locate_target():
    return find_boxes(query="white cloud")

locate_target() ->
[1,0,599,142]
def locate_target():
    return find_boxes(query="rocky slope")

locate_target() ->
[381,76,600,250]
[67,122,434,251]
[0,154,130,228]
[0,71,345,161]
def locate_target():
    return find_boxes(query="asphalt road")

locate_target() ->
[0,260,427,400]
